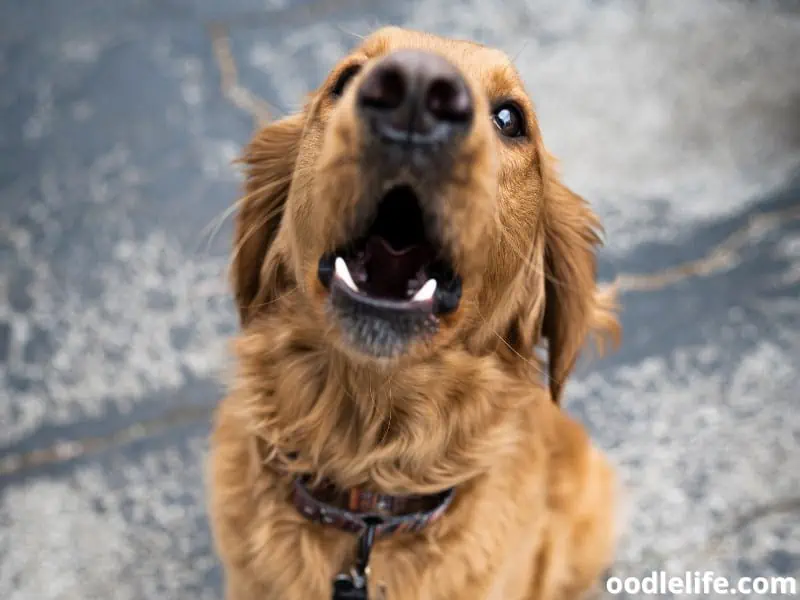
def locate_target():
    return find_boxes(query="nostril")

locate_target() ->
[359,67,406,111]
[426,78,472,123]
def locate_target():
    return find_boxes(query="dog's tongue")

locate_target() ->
[365,236,431,298]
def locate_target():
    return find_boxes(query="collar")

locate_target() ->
[290,474,455,538]
[261,447,456,598]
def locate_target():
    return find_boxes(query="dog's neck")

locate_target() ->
[234,305,537,495]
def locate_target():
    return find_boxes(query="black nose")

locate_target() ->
[357,50,473,145]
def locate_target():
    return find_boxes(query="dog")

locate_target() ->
[208,26,621,600]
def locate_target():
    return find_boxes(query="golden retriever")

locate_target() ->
[208,27,621,600]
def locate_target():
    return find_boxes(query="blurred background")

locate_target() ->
[1,0,799,598]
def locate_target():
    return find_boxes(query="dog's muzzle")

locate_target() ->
[318,50,474,359]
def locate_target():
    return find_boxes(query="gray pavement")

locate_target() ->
[1,0,799,598]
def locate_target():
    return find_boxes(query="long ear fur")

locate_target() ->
[231,113,305,325]
[538,147,620,404]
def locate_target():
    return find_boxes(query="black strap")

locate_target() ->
[332,520,381,600]
[356,519,379,576]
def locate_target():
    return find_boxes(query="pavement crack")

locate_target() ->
[0,406,213,478]
[691,496,800,563]
[207,21,273,125]
[614,204,800,293]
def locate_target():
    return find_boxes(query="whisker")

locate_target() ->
[197,177,289,251]
[364,16,387,33]
[469,300,546,376]
[242,286,298,311]
[198,160,331,260]
[228,208,277,270]
[512,40,530,65]
[491,211,590,294]
[334,24,365,40]
[196,201,242,257]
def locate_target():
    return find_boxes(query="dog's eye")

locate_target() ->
[331,65,362,97]
[492,103,525,138]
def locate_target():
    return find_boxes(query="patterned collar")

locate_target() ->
[263,448,457,598]
[290,474,455,538]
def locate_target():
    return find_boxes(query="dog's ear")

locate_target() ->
[231,112,305,325]
[537,146,620,404]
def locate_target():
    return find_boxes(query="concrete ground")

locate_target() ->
[1,0,799,598]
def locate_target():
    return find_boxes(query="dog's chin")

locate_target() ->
[316,184,463,361]
[327,277,440,360]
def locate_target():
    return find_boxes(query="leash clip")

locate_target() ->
[331,519,381,600]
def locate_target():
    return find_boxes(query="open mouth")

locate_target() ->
[318,184,462,327]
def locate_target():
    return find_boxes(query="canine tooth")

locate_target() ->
[335,257,358,291]
[412,278,437,302]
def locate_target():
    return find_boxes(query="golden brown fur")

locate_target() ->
[208,27,621,600]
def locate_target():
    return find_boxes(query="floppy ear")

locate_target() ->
[538,148,620,404]
[231,112,305,325]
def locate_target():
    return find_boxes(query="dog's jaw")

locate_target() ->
[313,180,465,360]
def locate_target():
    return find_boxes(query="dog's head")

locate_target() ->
[232,27,618,402]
